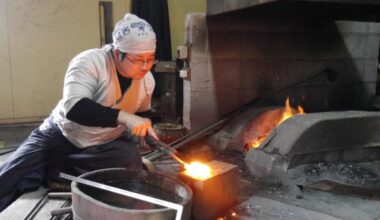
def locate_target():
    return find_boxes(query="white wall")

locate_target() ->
[0,0,13,120]
[0,0,130,123]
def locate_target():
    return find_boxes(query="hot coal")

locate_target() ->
[337,163,378,185]
[301,161,380,187]
[303,162,332,177]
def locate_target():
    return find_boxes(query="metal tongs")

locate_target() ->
[144,136,182,161]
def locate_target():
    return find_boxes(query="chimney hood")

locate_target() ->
[207,0,380,21]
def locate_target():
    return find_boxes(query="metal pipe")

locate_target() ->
[48,192,72,199]
[50,207,72,217]
[49,199,72,220]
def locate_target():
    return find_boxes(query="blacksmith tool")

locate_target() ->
[142,157,155,172]
[145,136,185,164]
[145,136,180,156]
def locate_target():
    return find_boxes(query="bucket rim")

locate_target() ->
[71,168,193,213]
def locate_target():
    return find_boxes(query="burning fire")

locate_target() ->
[246,97,304,149]
[170,153,212,180]
[278,97,304,125]
[183,161,212,180]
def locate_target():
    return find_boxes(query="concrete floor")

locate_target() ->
[1,122,380,219]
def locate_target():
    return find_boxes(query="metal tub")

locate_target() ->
[71,168,192,220]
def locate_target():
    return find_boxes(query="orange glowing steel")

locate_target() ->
[168,152,212,180]
[170,153,186,165]
[246,97,305,149]
[183,161,212,180]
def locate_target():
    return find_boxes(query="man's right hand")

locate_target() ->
[117,111,158,139]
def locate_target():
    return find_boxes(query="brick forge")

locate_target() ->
[183,13,380,131]
[244,111,380,181]
[178,160,239,220]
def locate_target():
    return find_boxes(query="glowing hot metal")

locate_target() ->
[183,162,212,180]
[145,136,212,180]
[171,154,212,180]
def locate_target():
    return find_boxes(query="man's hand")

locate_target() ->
[118,111,159,139]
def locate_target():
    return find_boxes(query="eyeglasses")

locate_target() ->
[125,56,157,67]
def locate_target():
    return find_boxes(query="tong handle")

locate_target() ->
[145,136,179,155]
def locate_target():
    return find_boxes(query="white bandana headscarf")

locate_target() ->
[112,13,156,54]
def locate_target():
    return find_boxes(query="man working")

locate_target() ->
[0,13,158,211]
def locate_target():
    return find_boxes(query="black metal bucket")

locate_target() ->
[71,168,192,220]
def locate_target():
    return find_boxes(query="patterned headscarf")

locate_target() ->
[112,13,156,54]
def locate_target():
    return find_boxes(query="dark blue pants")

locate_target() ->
[0,117,142,212]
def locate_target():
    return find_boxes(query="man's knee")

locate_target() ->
[112,141,139,156]
[72,140,142,170]
[105,141,141,166]
[108,144,141,170]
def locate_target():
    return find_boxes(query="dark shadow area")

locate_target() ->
[206,14,376,114]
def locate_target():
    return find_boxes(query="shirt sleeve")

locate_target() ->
[61,54,100,115]
[66,98,120,127]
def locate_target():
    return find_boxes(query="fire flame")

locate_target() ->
[183,161,212,180]
[278,97,304,125]
[247,97,304,149]
[169,153,212,180]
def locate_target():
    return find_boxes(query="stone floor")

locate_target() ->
[1,122,380,219]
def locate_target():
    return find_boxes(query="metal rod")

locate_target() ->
[50,199,72,220]
[146,68,333,161]
[145,136,179,155]
[0,149,17,156]
[59,173,184,220]
[48,192,72,199]
[145,116,230,161]
[24,191,50,220]
[50,207,72,217]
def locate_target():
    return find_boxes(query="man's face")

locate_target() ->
[114,50,155,80]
